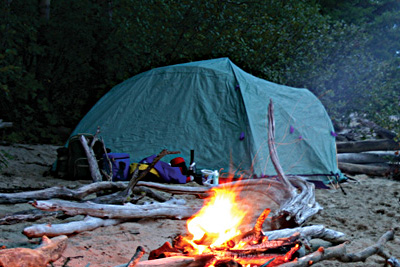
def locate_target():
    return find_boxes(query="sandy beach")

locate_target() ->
[0,143,399,267]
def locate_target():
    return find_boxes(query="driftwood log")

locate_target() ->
[23,215,125,238]
[337,152,398,164]
[279,229,397,267]
[0,235,67,267]
[337,139,400,153]
[0,210,65,225]
[0,181,127,204]
[0,182,169,205]
[338,162,393,176]
[267,100,322,229]
[79,133,102,183]
[264,225,345,243]
[0,119,13,129]
[29,198,200,220]
[22,198,201,238]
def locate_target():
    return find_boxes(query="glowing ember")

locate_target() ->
[186,187,248,253]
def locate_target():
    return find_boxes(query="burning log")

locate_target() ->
[267,100,322,229]
[0,235,67,267]
[149,207,302,267]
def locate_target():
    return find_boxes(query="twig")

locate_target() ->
[100,136,113,181]
[122,149,180,201]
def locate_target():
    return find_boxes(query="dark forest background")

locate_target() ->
[1,0,399,144]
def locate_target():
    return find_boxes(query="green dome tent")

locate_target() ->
[70,58,341,183]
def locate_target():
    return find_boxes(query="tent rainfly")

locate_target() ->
[70,58,341,183]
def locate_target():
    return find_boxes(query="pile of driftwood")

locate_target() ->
[337,139,399,177]
[0,102,399,267]
[335,114,399,177]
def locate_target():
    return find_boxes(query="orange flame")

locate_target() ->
[186,187,248,253]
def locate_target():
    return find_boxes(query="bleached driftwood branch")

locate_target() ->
[0,210,65,225]
[23,199,201,238]
[23,215,125,238]
[0,181,170,205]
[264,225,345,243]
[279,229,397,267]
[30,199,200,220]
[0,119,13,129]
[79,134,102,182]
[267,100,322,229]
[0,181,127,204]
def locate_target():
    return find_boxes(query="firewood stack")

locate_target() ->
[334,113,399,178]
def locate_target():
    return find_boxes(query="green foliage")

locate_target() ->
[0,0,399,144]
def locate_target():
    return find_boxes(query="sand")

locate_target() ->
[0,143,399,267]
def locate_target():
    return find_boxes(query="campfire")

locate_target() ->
[148,186,302,267]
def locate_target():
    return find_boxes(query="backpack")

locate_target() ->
[66,134,106,180]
